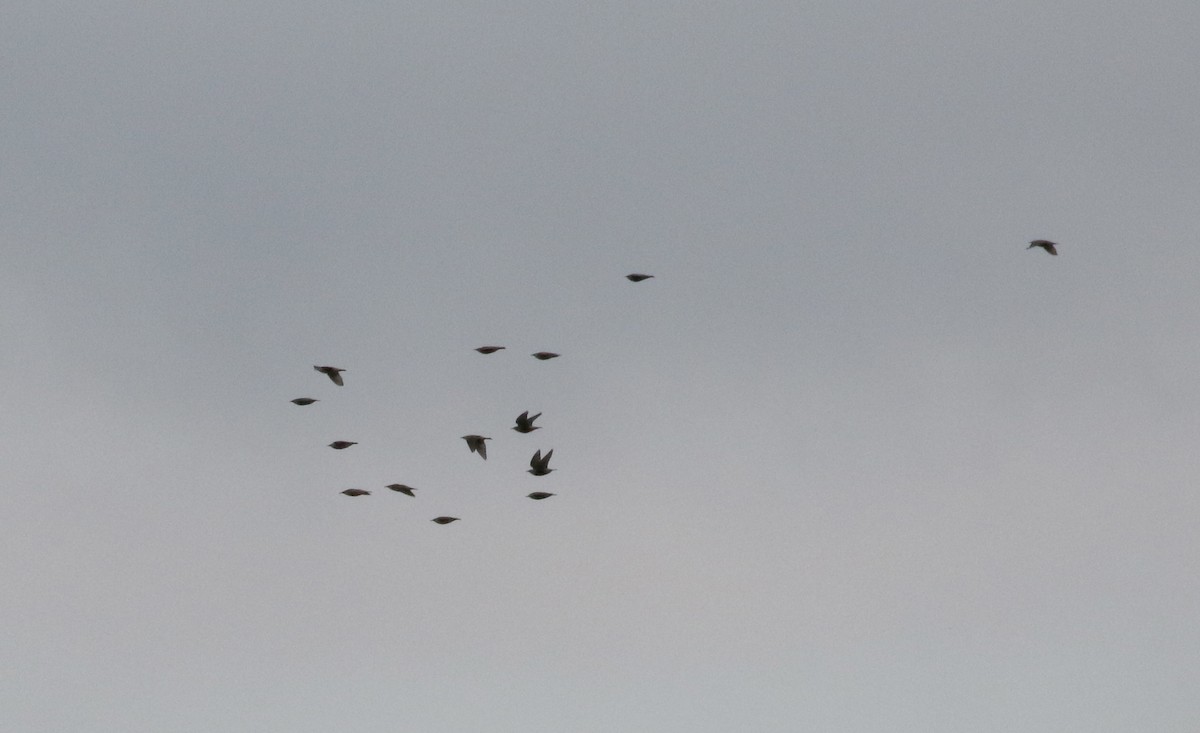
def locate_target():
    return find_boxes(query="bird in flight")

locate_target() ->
[475,346,505,354]
[626,273,654,282]
[513,411,542,433]
[531,352,559,360]
[431,516,460,524]
[527,492,555,500]
[314,365,346,385]
[528,449,555,476]
[386,484,416,496]
[1028,240,1058,256]
[462,434,492,460]
[341,489,370,497]
[291,398,318,406]
[328,441,357,450]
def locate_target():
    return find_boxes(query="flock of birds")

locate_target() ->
[289,241,1058,526]
[290,272,660,525]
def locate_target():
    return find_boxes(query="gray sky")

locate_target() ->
[4,2,1199,731]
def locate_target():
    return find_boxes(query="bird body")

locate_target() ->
[527,492,555,500]
[431,516,460,524]
[1028,240,1058,255]
[329,441,357,450]
[341,489,370,497]
[291,398,318,405]
[462,435,492,460]
[513,411,542,433]
[528,448,555,476]
[386,484,416,496]
[531,352,559,360]
[626,273,654,282]
[314,365,346,385]
[475,346,505,354]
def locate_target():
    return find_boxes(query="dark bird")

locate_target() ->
[386,483,416,497]
[475,346,506,354]
[1028,240,1058,256]
[462,434,492,460]
[314,365,346,385]
[513,411,542,433]
[291,398,319,406]
[626,273,654,282]
[531,352,560,360]
[329,441,357,450]
[431,516,460,524]
[527,492,555,500]
[528,449,555,476]
[341,489,370,497]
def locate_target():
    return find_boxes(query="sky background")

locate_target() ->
[4,2,1200,731]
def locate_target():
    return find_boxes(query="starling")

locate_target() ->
[462,435,492,460]
[329,441,358,450]
[513,410,542,433]
[431,516,460,524]
[341,489,370,497]
[1028,240,1058,256]
[531,352,560,360]
[626,273,654,282]
[386,483,416,497]
[527,492,555,500]
[314,365,346,385]
[291,398,319,406]
[528,448,555,476]
[475,346,506,354]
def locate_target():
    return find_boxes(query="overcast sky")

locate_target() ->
[4,2,1200,731]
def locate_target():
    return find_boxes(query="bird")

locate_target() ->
[328,441,357,450]
[341,489,370,497]
[314,365,346,385]
[512,411,542,433]
[431,516,460,524]
[475,346,505,354]
[1028,240,1058,256]
[528,449,555,476]
[527,492,555,500]
[291,398,319,406]
[531,352,560,360]
[626,273,654,282]
[462,435,492,460]
[386,483,416,497]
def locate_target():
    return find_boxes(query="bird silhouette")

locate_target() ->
[528,449,555,476]
[314,365,346,385]
[531,352,560,360]
[386,483,416,496]
[527,492,555,500]
[462,435,492,460]
[512,411,542,433]
[1028,240,1058,256]
[626,273,654,282]
[475,346,506,354]
[328,441,357,450]
[431,516,460,524]
[291,398,319,405]
[341,489,370,497]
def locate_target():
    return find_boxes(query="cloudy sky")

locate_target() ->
[4,2,1199,731]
